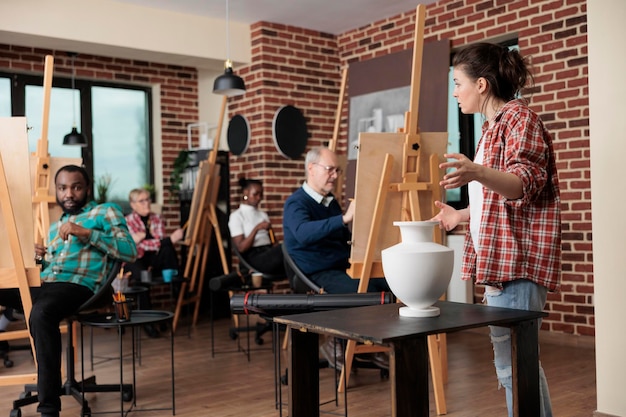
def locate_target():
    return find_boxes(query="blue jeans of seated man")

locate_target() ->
[310,269,390,294]
[484,279,552,417]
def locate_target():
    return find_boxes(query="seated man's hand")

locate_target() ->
[34,243,46,261]
[170,228,184,244]
[131,231,146,244]
[58,221,90,241]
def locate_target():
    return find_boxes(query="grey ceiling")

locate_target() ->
[116,0,437,35]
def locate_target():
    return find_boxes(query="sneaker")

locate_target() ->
[354,352,389,370]
[319,338,344,370]
[371,352,389,370]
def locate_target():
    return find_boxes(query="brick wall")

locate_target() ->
[227,23,341,244]
[0,44,198,232]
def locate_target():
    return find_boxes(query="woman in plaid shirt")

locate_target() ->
[432,43,561,417]
[124,188,184,337]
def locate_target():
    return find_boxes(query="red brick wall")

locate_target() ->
[228,23,341,242]
[0,44,198,231]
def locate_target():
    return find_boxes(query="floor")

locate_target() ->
[0,311,597,417]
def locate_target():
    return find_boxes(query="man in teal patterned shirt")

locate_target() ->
[0,164,137,417]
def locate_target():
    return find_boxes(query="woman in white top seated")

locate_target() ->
[228,178,284,276]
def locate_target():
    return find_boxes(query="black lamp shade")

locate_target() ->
[63,127,87,147]
[213,67,246,97]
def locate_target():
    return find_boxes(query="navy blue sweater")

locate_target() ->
[283,188,351,275]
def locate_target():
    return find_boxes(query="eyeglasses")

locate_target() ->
[313,163,342,175]
[133,198,151,204]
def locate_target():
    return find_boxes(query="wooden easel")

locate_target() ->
[31,55,81,245]
[341,5,449,415]
[172,96,230,332]
[328,67,348,197]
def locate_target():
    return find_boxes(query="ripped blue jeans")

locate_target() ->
[484,280,553,417]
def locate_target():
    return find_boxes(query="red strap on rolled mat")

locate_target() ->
[243,291,251,315]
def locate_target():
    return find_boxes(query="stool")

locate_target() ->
[78,310,175,416]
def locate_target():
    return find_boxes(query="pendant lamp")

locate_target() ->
[63,53,87,146]
[212,0,246,96]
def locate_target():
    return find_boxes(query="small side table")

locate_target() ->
[88,286,151,370]
[78,310,175,417]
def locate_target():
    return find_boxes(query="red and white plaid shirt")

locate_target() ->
[125,211,165,259]
[462,99,561,292]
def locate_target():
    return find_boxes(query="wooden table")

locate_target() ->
[274,301,546,417]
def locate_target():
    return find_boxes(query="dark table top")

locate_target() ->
[274,301,547,345]
[78,310,174,328]
[122,286,149,295]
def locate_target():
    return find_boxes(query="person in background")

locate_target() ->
[431,42,561,417]
[0,164,137,417]
[228,178,284,276]
[283,146,389,370]
[124,188,183,337]
[0,307,18,358]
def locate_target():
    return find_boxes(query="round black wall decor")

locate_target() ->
[272,105,308,159]
[227,114,250,156]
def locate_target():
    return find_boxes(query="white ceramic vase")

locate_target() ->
[381,221,454,317]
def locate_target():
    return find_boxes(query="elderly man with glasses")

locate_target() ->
[283,146,390,370]
[283,146,389,294]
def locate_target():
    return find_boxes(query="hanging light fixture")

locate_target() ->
[212,0,246,96]
[63,52,87,146]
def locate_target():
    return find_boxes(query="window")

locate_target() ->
[25,84,82,159]
[0,77,10,117]
[92,86,152,205]
[1,72,152,211]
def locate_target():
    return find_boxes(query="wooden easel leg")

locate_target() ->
[172,281,187,332]
[340,154,395,394]
[439,333,448,383]
[428,334,447,415]
[191,239,211,327]
[282,327,289,351]
[338,339,357,392]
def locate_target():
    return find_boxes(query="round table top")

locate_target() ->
[122,286,149,295]
[78,310,173,327]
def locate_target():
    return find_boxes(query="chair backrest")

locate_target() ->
[231,241,255,275]
[77,261,122,313]
[281,244,323,294]
[231,239,284,281]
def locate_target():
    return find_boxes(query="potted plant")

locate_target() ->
[95,173,113,204]
[169,149,190,200]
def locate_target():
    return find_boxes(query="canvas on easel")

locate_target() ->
[0,117,41,387]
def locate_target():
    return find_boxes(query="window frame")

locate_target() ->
[0,71,154,203]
